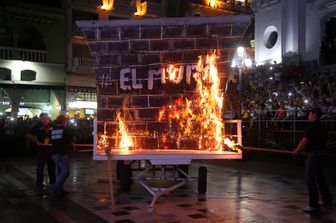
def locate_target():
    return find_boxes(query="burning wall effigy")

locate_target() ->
[77,15,251,157]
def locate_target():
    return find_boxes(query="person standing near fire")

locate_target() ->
[27,113,55,190]
[293,108,333,214]
[49,115,74,196]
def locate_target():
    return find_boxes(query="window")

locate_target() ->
[0,68,11,80]
[263,25,278,49]
[21,70,36,81]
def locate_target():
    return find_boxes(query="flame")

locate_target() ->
[116,112,133,150]
[209,0,217,7]
[159,51,228,151]
[167,65,179,82]
[134,0,147,16]
[97,130,108,150]
[224,138,234,148]
[100,0,113,11]
[193,52,224,150]
[158,97,183,121]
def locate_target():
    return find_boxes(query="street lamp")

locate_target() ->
[231,46,252,119]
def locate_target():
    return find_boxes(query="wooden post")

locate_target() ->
[107,155,115,210]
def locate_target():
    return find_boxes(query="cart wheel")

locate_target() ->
[198,166,207,195]
[178,165,189,178]
[119,164,132,192]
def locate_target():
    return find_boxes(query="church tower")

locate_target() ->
[253,0,336,66]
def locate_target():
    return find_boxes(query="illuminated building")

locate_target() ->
[0,0,253,118]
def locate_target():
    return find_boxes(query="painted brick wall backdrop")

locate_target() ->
[77,15,251,149]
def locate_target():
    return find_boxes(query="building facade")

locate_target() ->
[0,0,253,119]
[253,0,336,68]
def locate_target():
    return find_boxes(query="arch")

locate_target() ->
[0,88,64,119]
[18,28,46,50]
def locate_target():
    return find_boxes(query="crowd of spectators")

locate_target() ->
[0,116,93,156]
[224,65,336,129]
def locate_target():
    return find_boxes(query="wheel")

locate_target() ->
[119,163,132,192]
[198,166,207,195]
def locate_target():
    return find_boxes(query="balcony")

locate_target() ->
[72,57,95,74]
[0,46,47,63]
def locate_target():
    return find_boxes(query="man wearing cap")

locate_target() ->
[293,108,333,214]
[27,113,56,190]
[50,115,74,196]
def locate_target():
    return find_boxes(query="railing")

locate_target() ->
[239,116,336,157]
[72,57,95,74]
[0,46,47,62]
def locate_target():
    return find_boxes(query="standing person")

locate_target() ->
[50,115,74,196]
[27,113,55,190]
[293,108,333,214]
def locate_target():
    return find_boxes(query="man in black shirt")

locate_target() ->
[27,113,56,189]
[50,115,74,196]
[293,108,333,214]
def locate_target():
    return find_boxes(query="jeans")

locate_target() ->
[305,150,332,208]
[51,154,69,193]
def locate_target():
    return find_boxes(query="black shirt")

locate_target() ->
[304,120,328,152]
[51,124,74,155]
[28,122,51,146]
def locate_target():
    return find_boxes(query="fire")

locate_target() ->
[209,0,217,8]
[165,64,183,84]
[116,112,133,150]
[100,0,113,11]
[134,0,147,16]
[158,51,230,151]
[193,52,224,150]
[97,127,108,150]
[224,138,234,148]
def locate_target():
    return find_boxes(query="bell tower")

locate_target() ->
[253,0,306,65]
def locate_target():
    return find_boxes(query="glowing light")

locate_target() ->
[231,60,237,68]
[100,0,114,11]
[209,0,217,7]
[237,46,245,57]
[224,138,234,148]
[244,58,252,67]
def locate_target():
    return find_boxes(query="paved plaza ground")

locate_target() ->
[0,152,335,223]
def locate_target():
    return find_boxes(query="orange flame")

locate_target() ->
[193,52,224,150]
[100,0,113,11]
[97,130,108,150]
[116,112,133,150]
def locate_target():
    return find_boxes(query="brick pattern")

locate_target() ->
[78,16,250,149]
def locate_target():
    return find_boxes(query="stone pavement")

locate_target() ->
[0,152,335,223]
